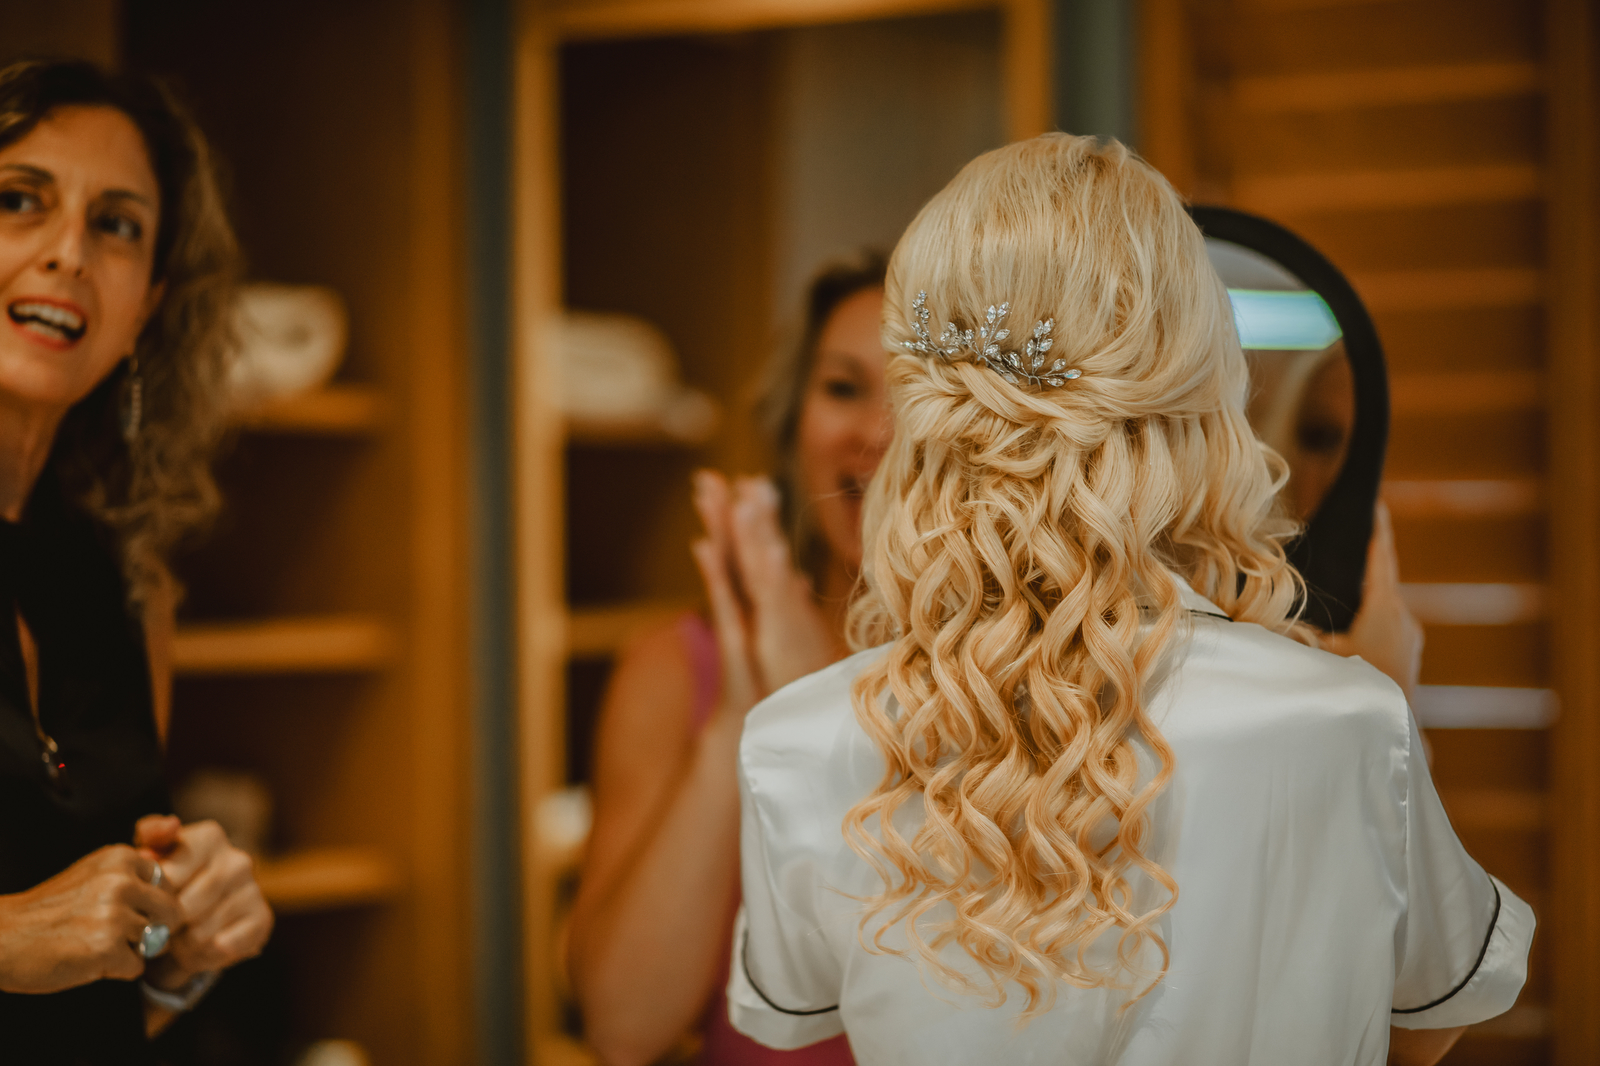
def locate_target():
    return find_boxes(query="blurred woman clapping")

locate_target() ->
[567,259,888,1066]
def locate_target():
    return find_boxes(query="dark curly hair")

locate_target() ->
[0,58,239,602]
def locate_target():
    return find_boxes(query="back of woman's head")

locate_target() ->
[844,133,1300,1014]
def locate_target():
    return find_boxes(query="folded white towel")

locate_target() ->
[558,311,718,439]
[229,283,348,408]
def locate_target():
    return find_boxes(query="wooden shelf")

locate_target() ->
[551,0,996,39]
[1383,479,1544,519]
[1399,582,1547,626]
[523,6,1057,1060]
[1349,267,1543,313]
[1235,163,1541,216]
[126,3,475,1059]
[257,846,403,914]
[1233,60,1541,114]
[173,614,397,676]
[1389,370,1543,417]
[233,385,387,436]
[1438,788,1550,833]
[567,600,696,657]
[565,413,716,448]
[1413,684,1557,729]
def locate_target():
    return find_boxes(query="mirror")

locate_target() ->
[1207,238,1351,523]
[1190,207,1391,633]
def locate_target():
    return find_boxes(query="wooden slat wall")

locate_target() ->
[1541,1,1600,1061]
[1142,0,1587,1061]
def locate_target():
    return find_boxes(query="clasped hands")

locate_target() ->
[0,814,272,998]
[134,814,274,992]
[689,471,841,724]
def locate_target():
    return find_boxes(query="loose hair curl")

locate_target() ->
[843,134,1302,1016]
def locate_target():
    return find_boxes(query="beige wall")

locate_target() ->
[768,10,1005,326]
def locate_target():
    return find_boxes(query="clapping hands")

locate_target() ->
[689,472,841,724]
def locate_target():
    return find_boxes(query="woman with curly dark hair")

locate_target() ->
[0,58,271,1060]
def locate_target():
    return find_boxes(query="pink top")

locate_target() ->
[678,615,855,1066]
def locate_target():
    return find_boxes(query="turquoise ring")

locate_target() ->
[139,923,169,959]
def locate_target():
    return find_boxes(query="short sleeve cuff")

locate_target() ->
[1392,876,1537,1030]
[726,909,847,1050]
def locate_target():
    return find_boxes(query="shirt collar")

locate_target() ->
[1169,571,1229,619]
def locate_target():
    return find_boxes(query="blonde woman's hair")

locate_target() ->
[844,134,1302,1016]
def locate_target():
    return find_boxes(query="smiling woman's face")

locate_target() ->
[0,105,162,414]
[796,286,891,575]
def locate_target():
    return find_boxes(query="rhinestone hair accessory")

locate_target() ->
[900,291,1082,387]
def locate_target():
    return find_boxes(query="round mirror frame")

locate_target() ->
[1189,205,1391,633]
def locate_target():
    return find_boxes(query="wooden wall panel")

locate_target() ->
[1542,0,1600,1060]
[1376,307,1544,373]
[1148,0,1568,1057]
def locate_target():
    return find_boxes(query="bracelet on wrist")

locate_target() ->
[141,969,218,1013]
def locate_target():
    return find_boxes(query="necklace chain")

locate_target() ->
[16,610,64,785]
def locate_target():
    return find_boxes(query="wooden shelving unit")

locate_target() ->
[1231,60,1543,114]
[257,847,405,915]
[1382,479,1544,519]
[1388,370,1543,417]
[565,600,697,659]
[1139,0,1599,1055]
[1438,789,1551,834]
[173,615,396,675]
[124,3,473,1063]
[1346,267,1544,313]
[233,385,388,436]
[565,412,717,448]
[515,0,1052,1058]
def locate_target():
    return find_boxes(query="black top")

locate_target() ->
[0,463,169,1064]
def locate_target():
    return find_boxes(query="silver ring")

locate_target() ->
[148,860,165,890]
[138,923,170,959]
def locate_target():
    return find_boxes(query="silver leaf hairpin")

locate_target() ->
[900,291,1082,388]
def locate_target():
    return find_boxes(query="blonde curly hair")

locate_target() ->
[844,134,1303,1015]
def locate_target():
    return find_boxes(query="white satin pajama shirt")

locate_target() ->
[729,582,1534,1065]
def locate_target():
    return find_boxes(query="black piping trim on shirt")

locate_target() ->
[1136,607,1233,622]
[1392,877,1502,1015]
[740,928,840,1016]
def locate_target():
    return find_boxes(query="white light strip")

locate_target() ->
[1413,685,1558,729]
[1227,289,1343,350]
[1398,583,1546,625]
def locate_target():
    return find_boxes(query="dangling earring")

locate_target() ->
[120,354,143,443]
